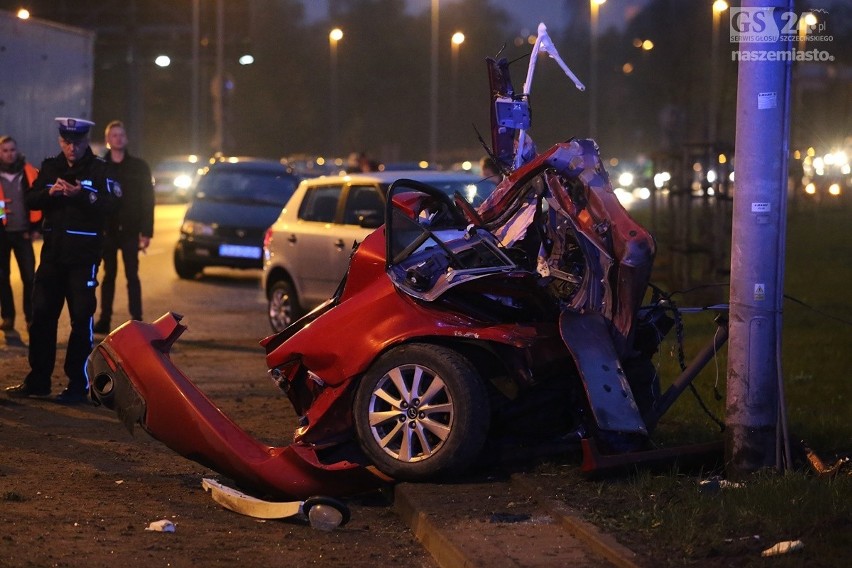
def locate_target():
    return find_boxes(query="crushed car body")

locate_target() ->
[87,23,723,501]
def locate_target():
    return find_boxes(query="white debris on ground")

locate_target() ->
[145,519,176,533]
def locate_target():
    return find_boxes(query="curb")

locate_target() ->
[393,483,474,568]
[394,477,643,567]
[509,474,641,568]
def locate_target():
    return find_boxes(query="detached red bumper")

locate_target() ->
[86,312,390,500]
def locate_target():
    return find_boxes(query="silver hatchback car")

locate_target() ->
[263,170,497,332]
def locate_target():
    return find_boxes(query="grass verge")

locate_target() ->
[538,202,852,566]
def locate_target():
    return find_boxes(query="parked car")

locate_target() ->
[152,154,202,202]
[174,158,300,279]
[263,170,497,332]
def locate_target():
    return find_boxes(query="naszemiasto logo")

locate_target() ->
[730,7,832,44]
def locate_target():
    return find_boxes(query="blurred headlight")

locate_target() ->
[633,187,651,200]
[181,220,215,236]
[828,183,841,196]
[174,174,193,189]
[653,171,671,188]
[618,172,634,187]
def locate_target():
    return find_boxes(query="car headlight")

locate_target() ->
[174,174,193,189]
[181,220,215,236]
[618,172,634,187]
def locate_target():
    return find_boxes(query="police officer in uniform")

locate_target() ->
[5,118,120,404]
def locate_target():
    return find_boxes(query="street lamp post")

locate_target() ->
[191,0,200,154]
[589,0,606,139]
[329,27,343,157]
[450,31,464,125]
[211,0,225,154]
[709,0,729,144]
[429,0,439,166]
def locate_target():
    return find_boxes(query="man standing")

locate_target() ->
[0,135,42,330]
[93,121,153,334]
[5,118,119,404]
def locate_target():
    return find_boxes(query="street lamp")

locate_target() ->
[429,0,439,166]
[329,27,343,156]
[709,0,728,143]
[211,0,226,154]
[798,12,815,52]
[191,0,200,154]
[589,0,606,139]
[450,31,464,122]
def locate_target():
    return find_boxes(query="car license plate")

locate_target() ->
[219,244,261,259]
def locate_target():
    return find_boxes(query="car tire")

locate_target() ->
[268,279,302,333]
[353,343,489,481]
[174,250,202,280]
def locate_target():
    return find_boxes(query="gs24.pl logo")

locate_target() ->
[730,8,830,43]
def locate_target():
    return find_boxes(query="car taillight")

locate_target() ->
[263,227,274,249]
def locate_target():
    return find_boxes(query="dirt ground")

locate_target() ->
[0,337,437,568]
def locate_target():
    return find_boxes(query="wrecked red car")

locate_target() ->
[87,25,726,502]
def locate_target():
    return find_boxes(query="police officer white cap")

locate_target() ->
[55,117,95,141]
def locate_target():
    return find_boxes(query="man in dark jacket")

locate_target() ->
[93,120,154,333]
[0,135,42,330]
[5,117,120,404]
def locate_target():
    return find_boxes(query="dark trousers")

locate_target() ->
[0,230,36,323]
[25,262,98,393]
[99,233,142,322]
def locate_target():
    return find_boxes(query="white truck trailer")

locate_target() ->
[0,10,94,162]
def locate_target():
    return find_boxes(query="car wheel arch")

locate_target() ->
[265,266,297,299]
[267,275,304,334]
[352,340,491,481]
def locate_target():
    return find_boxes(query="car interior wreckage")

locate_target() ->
[86,23,729,520]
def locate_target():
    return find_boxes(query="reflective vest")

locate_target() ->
[0,162,42,226]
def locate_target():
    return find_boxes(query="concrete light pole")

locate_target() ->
[450,31,464,124]
[211,0,225,154]
[429,0,439,166]
[191,0,200,154]
[329,27,343,157]
[726,0,794,477]
[709,1,729,144]
[589,0,606,139]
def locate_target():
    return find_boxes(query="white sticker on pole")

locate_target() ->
[754,283,766,301]
[751,202,771,213]
[758,92,777,110]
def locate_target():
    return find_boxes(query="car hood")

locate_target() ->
[183,199,284,229]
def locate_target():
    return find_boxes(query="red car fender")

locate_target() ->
[88,313,390,500]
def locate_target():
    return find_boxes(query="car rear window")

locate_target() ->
[298,185,342,222]
[196,168,298,205]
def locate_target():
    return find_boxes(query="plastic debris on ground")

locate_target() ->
[724,535,760,543]
[803,441,851,478]
[761,540,804,557]
[145,519,176,532]
[697,476,746,494]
